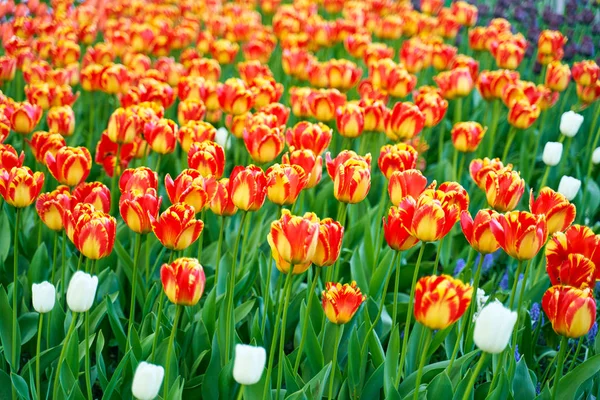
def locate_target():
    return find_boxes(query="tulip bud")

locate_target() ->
[559,111,584,138]
[558,176,581,201]
[592,148,600,165]
[161,257,206,306]
[132,362,164,400]
[215,127,230,150]
[322,281,366,324]
[473,301,517,353]
[233,344,267,386]
[542,142,562,166]
[66,271,98,312]
[32,281,56,313]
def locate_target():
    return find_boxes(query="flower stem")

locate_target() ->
[486,100,501,158]
[512,259,533,351]
[197,210,205,263]
[150,291,164,363]
[487,351,503,396]
[85,310,93,400]
[36,313,43,400]
[261,207,281,335]
[551,336,569,400]
[109,143,121,215]
[509,260,524,309]
[328,324,344,400]
[164,305,182,399]
[502,126,517,162]
[12,208,21,378]
[559,137,572,177]
[61,230,67,307]
[567,337,583,373]
[214,216,225,289]
[461,352,488,400]
[225,211,248,362]
[391,251,403,328]
[293,268,320,374]
[413,328,433,400]
[126,233,142,352]
[52,313,78,400]
[276,270,295,398]
[396,243,426,386]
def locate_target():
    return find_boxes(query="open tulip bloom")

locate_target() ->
[1,2,600,400]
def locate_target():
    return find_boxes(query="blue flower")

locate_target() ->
[514,345,521,362]
[530,303,541,328]
[453,258,466,276]
[481,254,494,273]
[588,322,598,344]
[536,383,541,395]
[500,271,509,290]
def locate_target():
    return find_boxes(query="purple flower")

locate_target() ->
[531,303,541,328]
[536,383,541,395]
[588,322,598,344]
[500,271,509,290]
[454,259,467,276]
[481,254,494,274]
[514,345,521,362]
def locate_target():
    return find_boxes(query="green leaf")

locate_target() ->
[11,373,30,400]
[362,363,385,399]
[234,298,256,324]
[19,312,39,346]
[384,325,400,397]
[105,296,126,351]
[0,285,21,370]
[556,353,600,400]
[427,371,453,400]
[27,243,49,285]
[304,317,324,374]
[302,362,332,399]
[0,212,11,262]
[102,352,130,400]
[513,358,536,400]
[347,328,362,397]
[487,370,510,400]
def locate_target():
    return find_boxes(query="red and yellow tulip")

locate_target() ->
[490,211,547,260]
[161,257,206,306]
[150,203,204,251]
[322,281,366,324]
[542,286,596,338]
[414,275,472,330]
[46,146,92,187]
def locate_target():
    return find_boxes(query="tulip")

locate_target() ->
[150,203,204,251]
[336,103,365,139]
[507,100,540,130]
[66,271,98,312]
[120,189,161,235]
[451,122,486,153]
[545,62,571,92]
[107,108,142,144]
[490,211,547,261]
[267,210,319,268]
[187,141,225,179]
[46,146,92,187]
[165,169,217,214]
[592,148,600,164]
[460,209,501,254]
[492,41,525,70]
[132,362,164,400]
[385,102,425,141]
[415,92,448,128]
[431,44,458,71]
[177,120,217,153]
[0,166,45,208]
[210,179,238,217]
[329,157,371,204]
[546,224,600,282]
[559,111,584,138]
[322,281,366,325]
[265,164,307,206]
[307,89,346,122]
[36,186,71,231]
[414,275,472,330]
[72,212,117,260]
[10,101,43,134]
[543,142,563,166]
[537,30,567,61]
[32,281,56,313]
[546,252,596,289]
[161,257,206,306]
[388,170,431,206]
[217,78,254,115]
[312,218,344,267]
[542,286,596,338]
[557,176,581,201]
[285,121,332,155]
[530,188,575,234]
[572,60,599,87]
[433,67,474,99]
[473,300,517,353]
[233,345,267,386]
[0,144,24,172]
[410,192,460,242]
[119,167,158,194]
[243,123,285,164]
[484,169,525,212]
[143,118,178,155]
[281,149,323,189]
[378,143,418,179]
[46,105,75,137]
[229,165,268,212]
[177,99,206,126]
[26,131,65,166]
[383,200,420,251]
[470,157,508,190]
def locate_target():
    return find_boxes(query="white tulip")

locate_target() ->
[132,362,164,400]
[233,344,266,385]
[66,271,98,312]
[559,111,584,137]
[542,142,562,166]
[473,301,517,354]
[215,127,231,150]
[32,282,56,313]
[592,148,600,165]
[558,176,581,201]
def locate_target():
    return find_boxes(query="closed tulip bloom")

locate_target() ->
[26,84,53,110]
[165,169,217,214]
[484,169,525,212]
[177,120,217,153]
[545,62,571,92]
[384,199,420,251]
[547,253,596,289]
[490,211,547,260]
[119,167,158,194]
[10,101,42,134]
[210,178,238,216]
[36,186,71,231]
[187,141,225,179]
[132,362,164,400]
[542,142,562,166]
[575,82,600,105]
[307,89,346,122]
[282,149,323,189]
[46,146,92,187]
[492,41,525,70]
[243,123,285,164]
[229,165,268,212]
[530,188,575,234]
[559,111,584,138]
[0,166,45,208]
[593,148,600,165]
[538,30,567,58]
[66,271,98,312]
[434,182,470,213]
[542,286,596,338]
[150,203,204,251]
[73,212,117,260]
[470,158,509,189]
[415,93,448,127]
[507,100,540,129]
[177,99,206,126]
[431,44,458,71]
[143,118,178,155]
[285,121,332,156]
[410,191,460,242]
[452,1,478,26]
[107,108,142,144]
[100,63,130,94]
[557,176,581,201]
[233,344,267,386]
[385,102,425,141]
[265,164,307,206]
[0,144,24,171]
[473,301,518,353]
[322,281,366,324]
[336,103,365,138]
[267,210,319,266]
[360,99,388,132]
[572,60,599,87]
[546,225,600,279]
[378,143,418,179]
[72,181,111,213]
[161,257,206,306]
[460,209,501,254]
[217,78,254,115]
[27,131,66,165]
[312,218,344,267]
[388,169,431,206]
[32,281,56,313]
[414,275,472,330]
[46,106,75,137]
[433,67,474,99]
[451,122,486,152]
[330,158,371,204]
[120,189,162,234]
